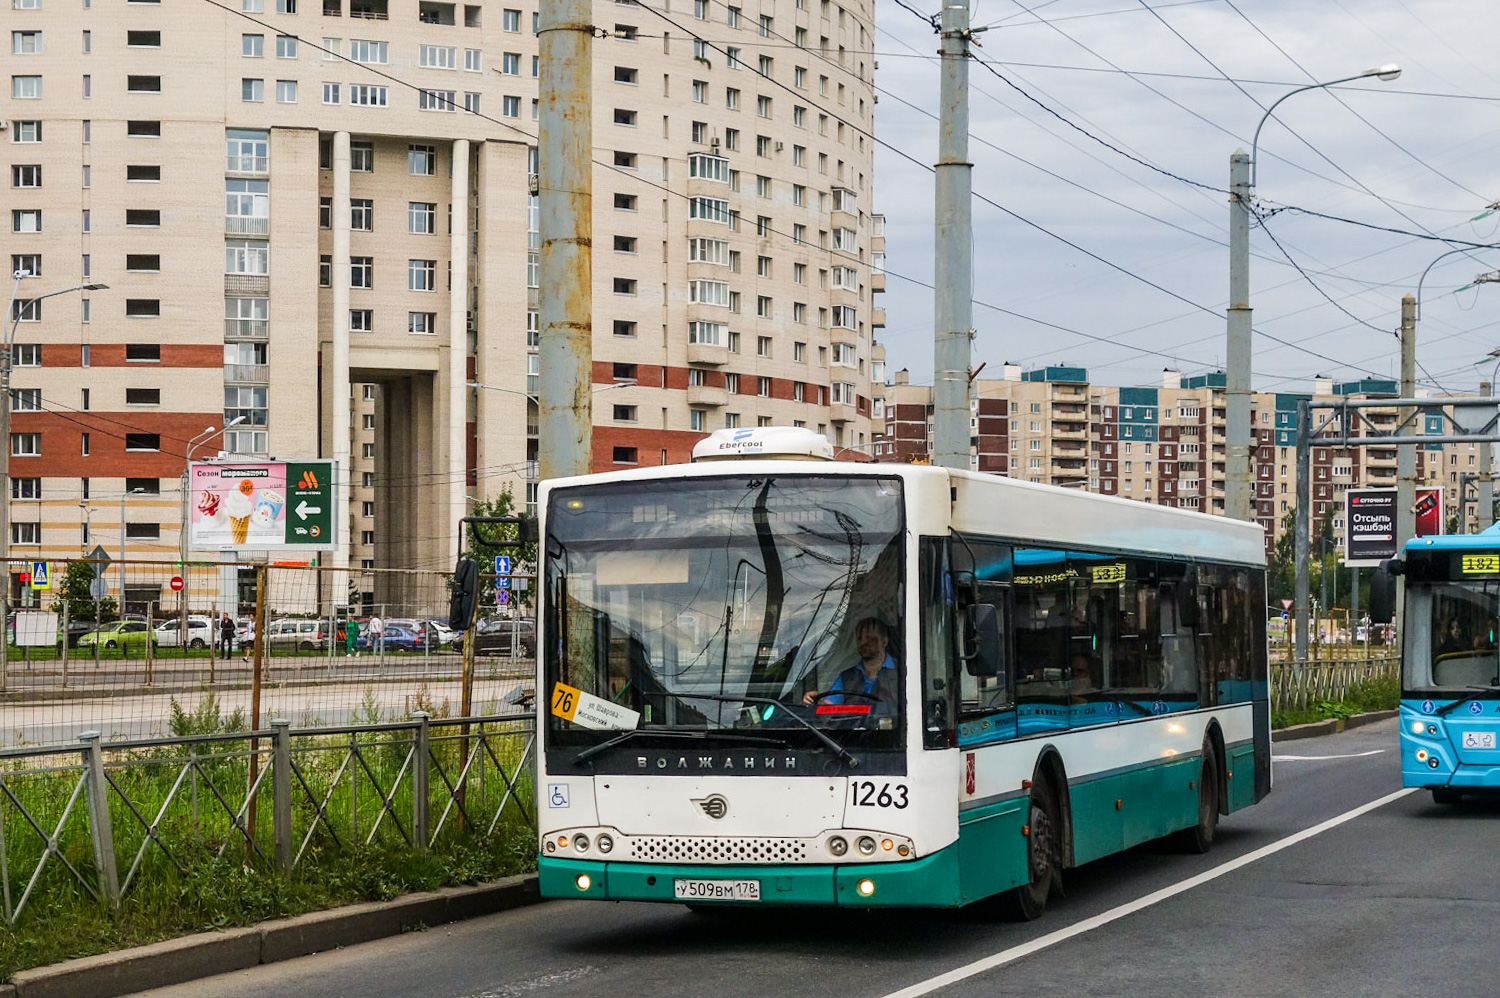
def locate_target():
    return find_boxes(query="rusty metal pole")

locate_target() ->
[246,563,268,849]
[933,0,974,471]
[537,0,593,480]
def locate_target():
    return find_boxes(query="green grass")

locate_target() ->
[0,693,536,982]
[1272,674,1400,729]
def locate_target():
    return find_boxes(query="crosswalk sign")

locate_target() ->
[29,561,49,590]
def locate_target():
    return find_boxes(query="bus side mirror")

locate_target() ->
[449,558,479,631]
[1369,560,1399,625]
[963,603,1004,678]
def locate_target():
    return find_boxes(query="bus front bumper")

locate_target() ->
[539,846,963,907]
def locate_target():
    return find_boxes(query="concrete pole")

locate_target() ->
[331,133,352,592]
[1294,400,1311,660]
[932,0,973,471]
[537,0,592,480]
[1226,151,1253,521]
[1480,379,1494,531]
[449,139,470,560]
[1395,295,1416,629]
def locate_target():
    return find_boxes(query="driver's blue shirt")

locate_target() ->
[830,654,896,704]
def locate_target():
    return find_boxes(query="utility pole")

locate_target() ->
[1225,150,1253,521]
[1395,294,1417,625]
[1294,399,1310,660]
[1481,379,1494,531]
[932,0,975,471]
[537,0,592,480]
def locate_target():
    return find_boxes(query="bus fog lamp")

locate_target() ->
[856,879,875,897]
[857,836,876,855]
[545,841,556,853]
[575,874,591,891]
[1429,757,1441,769]
[827,836,848,856]
[597,834,614,854]
[1429,725,1439,735]
[1411,721,1426,735]
[575,834,590,852]
[1415,750,1429,763]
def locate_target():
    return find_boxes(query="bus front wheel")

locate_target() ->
[1000,781,1059,921]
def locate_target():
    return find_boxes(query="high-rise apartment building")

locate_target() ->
[3,0,881,609]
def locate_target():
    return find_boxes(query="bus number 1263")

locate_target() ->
[851,781,909,808]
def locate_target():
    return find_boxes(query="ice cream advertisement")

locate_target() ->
[189,461,336,551]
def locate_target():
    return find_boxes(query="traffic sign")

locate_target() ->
[495,555,511,574]
[169,576,184,592]
[88,577,108,599]
[1281,611,1289,620]
[86,544,111,577]
[497,589,510,606]
[1281,599,1293,610]
[28,561,48,590]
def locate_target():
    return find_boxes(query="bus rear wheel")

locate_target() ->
[1175,748,1219,854]
[999,781,1059,921]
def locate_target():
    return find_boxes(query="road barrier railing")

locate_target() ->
[0,712,535,926]
[1270,656,1399,713]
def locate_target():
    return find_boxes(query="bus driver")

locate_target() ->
[803,617,899,711]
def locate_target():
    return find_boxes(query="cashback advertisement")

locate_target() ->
[189,461,336,551]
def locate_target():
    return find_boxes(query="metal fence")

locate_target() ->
[1269,656,1399,712]
[2,559,535,750]
[0,712,535,926]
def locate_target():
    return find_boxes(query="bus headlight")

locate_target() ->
[827,836,848,856]
[856,878,875,897]
[597,834,613,854]
[575,874,591,891]
[1411,720,1426,735]
[1415,749,1429,763]
[857,836,877,855]
[574,834,590,852]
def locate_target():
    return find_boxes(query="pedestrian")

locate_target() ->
[368,613,384,656]
[346,616,360,657]
[218,612,235,658]
[241,617,255,663]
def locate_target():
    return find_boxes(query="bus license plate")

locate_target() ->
[1462,731,1497,749]
[673,878,761,901]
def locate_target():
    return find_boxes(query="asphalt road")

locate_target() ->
[129,719,1499,998]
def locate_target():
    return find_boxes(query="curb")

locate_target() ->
[1272,708,1399,743]
[7,874,540,998]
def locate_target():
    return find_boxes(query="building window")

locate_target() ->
[409,201,436,234]
[465,48,481,71]
[408,311,437,334]
[10,523,39,545]
[276,79,297,102]
[408,144,436,175]
[241,78,264,101]
[349,141,374,171]
[612,446,638,465]
[688,321,722,346]
[124,433,160,452]
[276,34,297,57]
[350,198,373,230]
[348,84,388,106]
[322,82,340,104]
[349,309,373,332]
[225,240,269,274]
[348,38,387,63]
[350,256,373,288]
[11,209,40,233]
[419,89,456,111]
[420,44,457,68]
[408,259,436,291]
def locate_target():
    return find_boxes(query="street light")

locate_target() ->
[119,487,145,617]
[1,272,107,692]
[1225,65,1401,523]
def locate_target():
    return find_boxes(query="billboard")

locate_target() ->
[1415,485,1444,538]
[189,460,336,551]
[1345,489,1396,566]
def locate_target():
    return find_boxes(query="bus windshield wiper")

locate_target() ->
[573,728,788,765]
[673,692,860,770]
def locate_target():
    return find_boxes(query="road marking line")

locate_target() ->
[456,966,599,997]
[1275,750,1386,761]
[881,786,1416,998]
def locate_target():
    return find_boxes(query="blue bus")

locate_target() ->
[1373,528,1500,803]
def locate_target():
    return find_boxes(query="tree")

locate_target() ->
[463,486,536,613]
[52,561,118,623]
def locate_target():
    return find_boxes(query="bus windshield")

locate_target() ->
[1404,580,1500,693]
[543,474,906,758]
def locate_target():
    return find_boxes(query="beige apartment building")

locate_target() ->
[3,0,881,611]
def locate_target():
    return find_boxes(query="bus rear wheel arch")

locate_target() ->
[1175,731,1223,854]
[999,765,1066,921]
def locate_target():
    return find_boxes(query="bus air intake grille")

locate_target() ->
[627,836,811,864]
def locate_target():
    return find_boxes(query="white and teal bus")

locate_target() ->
[536,427,1270,915]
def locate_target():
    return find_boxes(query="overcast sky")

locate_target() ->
[871,0,1500,397]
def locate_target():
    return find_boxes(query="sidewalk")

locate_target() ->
[2,875,540,998]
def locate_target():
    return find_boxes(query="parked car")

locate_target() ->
[155,616,214,649]
[262,618,334,652]
[386,618,446,651]
[357,622,424,653]
[426,619,456,646]
[57,618,98,649]
[452,617,536,657]
[77,620,157,652]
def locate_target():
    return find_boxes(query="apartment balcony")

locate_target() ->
[687,342,728,366]
[525,460,539,480]
[224,318,268,340]
[686,384,728,407]
[829,400,858,423]
[1053,439,1086,455]
[224,363,269,385]
[226,216,269,236]
[1051,458,1087,472]
[871,307,886,328]
[1051,423,1088,440]
[225,155,267,175]
[1050,385,1087,400]
[829,324,859,347]
[526,421,538,438]
[870,270,885,293]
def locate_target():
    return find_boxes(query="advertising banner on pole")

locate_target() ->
[189,460,337,551]
[1414,486,1444,538]
[1345,488,1397,567]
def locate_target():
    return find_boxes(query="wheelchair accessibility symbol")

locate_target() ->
[548,784,570,809]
